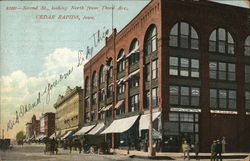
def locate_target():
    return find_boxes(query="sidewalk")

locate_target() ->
[111,149,250,160]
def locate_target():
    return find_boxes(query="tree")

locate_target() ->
[16,131,26,145]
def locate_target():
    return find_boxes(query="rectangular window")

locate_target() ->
[152,36,157,52]
[228,63,235,81]
[219,90,227,108]
[180,87,190,105]
[152,59,158,79]
[129,77,139,88]
[191,59,199,77]
[170,57,178,76]
[246,91,250,110]
[228,90,236,109]
[145,63,150,82]
[180,58,189,77]
[118,83,125,94]
[92,93,97,105]
[245,65,250,83]
[170,86,179,105]
[210,62,236,81]
[129,94,139,112]
[108,85,113,98]
[209,62,217,79]
[219,63,226,80]
[145,90,150,109]
[152,87,158,107]
[99,88,105,102]
[210,89,217,108]
[191,88,200,106]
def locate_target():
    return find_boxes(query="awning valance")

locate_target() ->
[49,133,56,139]
[116,77,126,85]
[117,53,125,62]
[139,112,161,131]
[126,46,140,58]
[61,131,73,139]
[114,100,124,109]
[87,122,105,135]
[101,115,139,134]
[128,69,140,79]
[73,125,95,136]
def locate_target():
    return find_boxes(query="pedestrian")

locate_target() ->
[77,139,82,154]
[69,140,73,153]
[182,140,190,160]
[194,142,200,160]
[215,140,222,161]
[221,137,226,153]
[211,140,217,161]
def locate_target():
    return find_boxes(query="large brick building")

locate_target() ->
[82,0,250,152]
[40,112,55,137]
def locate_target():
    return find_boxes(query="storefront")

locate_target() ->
[163,112,199,152]
[101,115,139,150]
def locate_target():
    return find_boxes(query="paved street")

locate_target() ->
[0,144,249,161]
[0,144,147,161]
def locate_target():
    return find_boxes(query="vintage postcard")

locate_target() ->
[0,0,250,161]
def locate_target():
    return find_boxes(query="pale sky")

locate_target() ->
[0,0,248,139]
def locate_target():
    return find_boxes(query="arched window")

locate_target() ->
[169,22,199,50]
[145,25,157,55]
[85,77,90,94]
[129,39,140,65]
[92,71,97,88]
[209,28,234,54]
[245,36,250,56]
[99,65,105,84]
[117,50,125,73]
[108,59,113,80]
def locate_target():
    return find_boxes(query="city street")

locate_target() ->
[0,144,249,161]
[0,144,145,161]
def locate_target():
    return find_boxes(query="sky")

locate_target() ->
[0,0,249,139]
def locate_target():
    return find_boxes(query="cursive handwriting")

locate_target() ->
[6,26,109,132]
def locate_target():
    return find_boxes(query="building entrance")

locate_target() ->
[162,112,199,152]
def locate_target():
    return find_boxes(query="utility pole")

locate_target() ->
[148,55,155,156]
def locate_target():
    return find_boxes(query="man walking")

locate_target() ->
[182,140,190,160]
[216,140,222,161]
[211,140,217,161]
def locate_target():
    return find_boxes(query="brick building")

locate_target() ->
[40,112,55,137]
[82,0,250,152]
[31,115,40,138]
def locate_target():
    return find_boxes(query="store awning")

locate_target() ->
[49,133,56,139]
[126,46,140,58]
[99,104,113,113]
[73,125,95,136]
[114,100,124,109]
[61,131,73,139]
[128,69,140,79]
[139,112,161,131]
[101,115,139,134]
[87,122,105,135]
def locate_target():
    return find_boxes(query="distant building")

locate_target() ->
[40,112,55,137]
[44,112,55,137]
[31,115,40,137]
[40,115,45,134]
[54,86,83,137]
[25,122,32,139]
